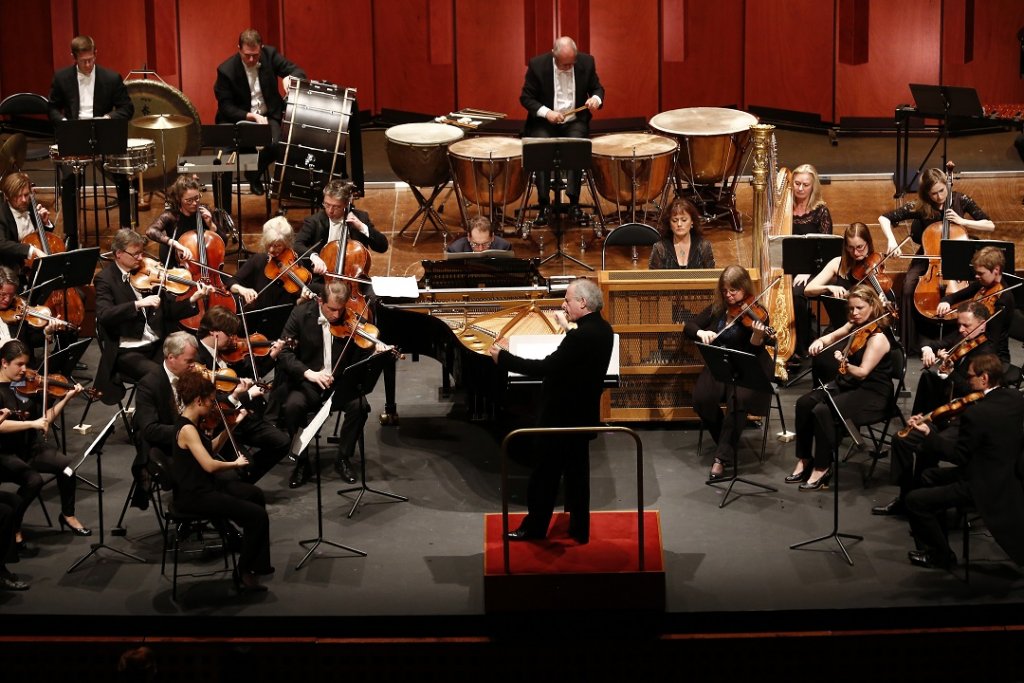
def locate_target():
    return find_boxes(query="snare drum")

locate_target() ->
[48,144,93,167]
[649,107,757,186]
[386,123,464,188]
[104,138,157,174]
[448,137,525,214]
[590,133,677,206]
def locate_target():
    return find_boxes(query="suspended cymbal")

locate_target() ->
[0,133,27,177]
[132,113,194,130]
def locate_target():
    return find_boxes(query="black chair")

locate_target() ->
[600,222,660,269]
[148,450,236,601]
[0,93,52,152]
[840,343,908,486]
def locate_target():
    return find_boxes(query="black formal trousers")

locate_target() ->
[795,386,889,470]
[173,480,270,575]
[522,118,590,204]
[889,423,958,500]
[0,490,19,565]
[905,466,969,560]
[691,356,772,463]
[281,383,368,465]
[0,444,76,524]
[522,434,590,540]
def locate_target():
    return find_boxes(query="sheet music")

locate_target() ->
[370,276,420,298]
[291,393,334,457]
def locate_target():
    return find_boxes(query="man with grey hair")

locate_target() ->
[520,36,605,224]
[489,277,613,544]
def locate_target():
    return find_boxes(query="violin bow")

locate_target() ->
[941,306,1003,358]
[233,296,262,383]
[210,345,250,466]
[712,274,782,343]
[817,311,892,353]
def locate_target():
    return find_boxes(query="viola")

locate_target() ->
[838,322,879,375]
[17,368,100,401]
[263,248,313,295]
[937,334,988,375]
[177,205,236,330]
[130,255,228,297]
[331,313,403,359]
[726,296,776,338]
[914,161,968,318]
[0,297,78,333]
[219,333,297,365]
[897,391,984,438]
[21,186,85,329]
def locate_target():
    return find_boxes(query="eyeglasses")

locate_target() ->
[182,195,202,205]
[122,249,145,259]
[469,240,493,249]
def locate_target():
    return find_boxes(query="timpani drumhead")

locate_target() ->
[591,132,678,158]
[650,107,757,186]
[126,79,202,185]
[448,137,525,206]
[385,122,464,188]
[448,136,523,160]
[649,107,758,137]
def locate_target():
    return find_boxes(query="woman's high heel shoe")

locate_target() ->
[784,467,812,484]
[707,458,727,482]
[58,515,92,537]
[799,467,833,491]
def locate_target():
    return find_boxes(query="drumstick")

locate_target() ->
[559,104,590,117]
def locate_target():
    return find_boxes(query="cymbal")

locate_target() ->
[132,113,194,130]
[0,133,27,177]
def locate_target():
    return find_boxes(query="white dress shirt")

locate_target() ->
[77,68,95,119]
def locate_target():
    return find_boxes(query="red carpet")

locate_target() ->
[483,511,665,612]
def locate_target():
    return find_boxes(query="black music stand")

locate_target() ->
[523,138,593,271]
[896,85,983,196]
[781,235,844,385]
[67,413,146,572]
[940,239,1015,281]
[336,351,407,518]
[225,122,272,245]
[695,343,778,508]
[789,383,864,566]
[38,338,95,455]
[55,119,129,245]
[24,248,100,309]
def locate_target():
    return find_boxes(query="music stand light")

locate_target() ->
[522,137,594,271]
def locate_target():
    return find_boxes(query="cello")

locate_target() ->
[177,205,236,330]
[21,185,85,329]
[318,202,374,324]
[913,161,968,319]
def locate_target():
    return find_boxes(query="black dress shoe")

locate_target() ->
[59,514,93,537]
[871,497,907,516]
[908,549,956,569]
[246,173,266,196]
[534,205,551,226]
[233,568,269,593]
[507,527,544,541]
[15,541,38,559]
[568,530,589,544]
[0,571,29,591]
[798,467,832,491]
[334,458,357,484]
[288,461,312,489]
[568,204,584,222]
[253,565,276,576]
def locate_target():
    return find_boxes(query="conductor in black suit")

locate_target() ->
[490,278,614,544]
[520,36,605,223]
[904,354,1024,570]
[47,35,134,248]
[214,28,307,200]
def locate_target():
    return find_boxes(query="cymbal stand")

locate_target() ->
[789,383,864,566]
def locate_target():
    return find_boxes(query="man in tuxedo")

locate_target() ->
[93,229,205,405]
[489,278,614,544]
[275,279,389,488]
[446,216,513,254]
[519,36,604,224]
[214,28,306,201]
[0,172,53,272]
[904,354,1024,570]
[47,35,134,248]
[295,179,389,271]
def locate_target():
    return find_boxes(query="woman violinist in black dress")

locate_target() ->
[685,265,774,480]
[788,285,894,490]
[172,369,272,592]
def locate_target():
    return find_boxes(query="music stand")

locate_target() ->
[940,239,1015,282]
[789,383,865,566]
[695,343,778,508]
[782,235,844,385]
[336,351,407,518]
[523,138,593,271]
[24,248,100,308]
[897,85,983,196]
[230,122,272,248]
[55,119,129,246]
[36,338,95,452]
[67,413,146,572]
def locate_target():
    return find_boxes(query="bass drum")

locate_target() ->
[125,79,202,186]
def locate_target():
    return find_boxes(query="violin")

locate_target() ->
[897,391,984,438]
[937,334,988,375]
[177,205,236,330]
[331,313,403,359]
[16,368,100,401]
[130,255,228,297]
[21,186,86,329]
[939,282,1014,320]
[851,253,897,319]
[726,296,776,338]
[914,161,969,319]
[0,297,78,333]
[838,322,880,375]
[219,333,297,365]
[263,247,313,295]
